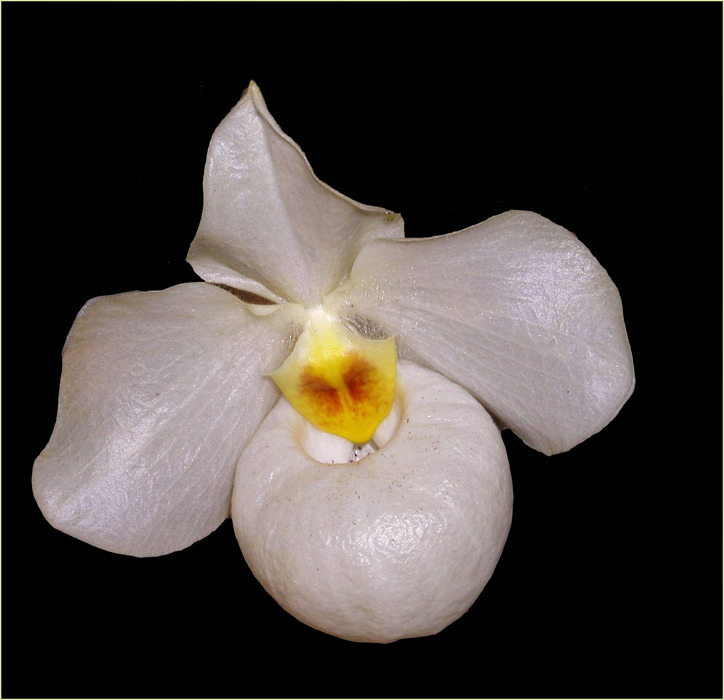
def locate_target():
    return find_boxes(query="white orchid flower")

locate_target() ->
[33,81,634,644]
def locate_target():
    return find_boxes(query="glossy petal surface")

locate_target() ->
[329,211,635,455]
[33,283,295,556]
[233,362,513,643]
[187,82,404,305]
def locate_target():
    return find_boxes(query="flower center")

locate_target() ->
[269,308,397,444]
[297,396,401,464]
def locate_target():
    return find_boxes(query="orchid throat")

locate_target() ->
[269,307,397,445]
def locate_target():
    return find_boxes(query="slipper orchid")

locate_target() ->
[33,81,634,643]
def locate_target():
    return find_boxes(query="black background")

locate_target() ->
[3,2,722,699]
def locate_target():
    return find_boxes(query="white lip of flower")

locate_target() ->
[33,81,635,644]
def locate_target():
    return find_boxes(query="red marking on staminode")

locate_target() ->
[300,369,341,416]
[343,354,375,403]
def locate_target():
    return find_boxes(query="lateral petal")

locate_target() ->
[33,283,296,557]
[329,211,635,455]
[187,81,404,305]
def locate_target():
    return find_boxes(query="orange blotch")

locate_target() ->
[299,368,342,417]
[342,354,375,403]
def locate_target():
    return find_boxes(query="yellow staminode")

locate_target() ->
[270,309,397,445]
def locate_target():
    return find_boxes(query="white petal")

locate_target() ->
[187,81,404,306]
[328,211,635,455]
[33,283,296,557]
[232,362,512,643]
